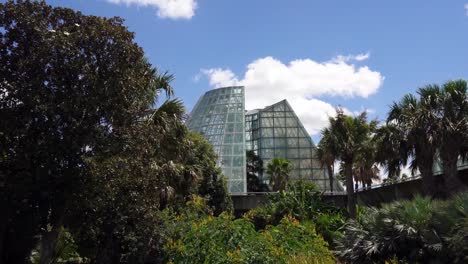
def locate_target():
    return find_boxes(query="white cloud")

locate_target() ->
[201,68,239,87]
[201,54,384,135]
[332,52,370,63]
[465,4,468,16]
[105,0,197,19]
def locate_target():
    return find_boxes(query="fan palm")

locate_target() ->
[321,108,376,218]
[316,130,337,192]
[438,80,468,193]
[266,158,292,191]
[387,87,440,196]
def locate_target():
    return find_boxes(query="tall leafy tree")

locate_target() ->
[438,80,468,193]
[385,80,467,196]
[0,1,160,262]
[0,1,231,263]
[321,109,376,218]
[266,158,292,191]
[387,85,454,196]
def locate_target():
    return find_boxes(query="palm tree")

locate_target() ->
[353,137,381,189]
[321,108,376,218]
[316,130,336,192]
[266,158,292,191]
[387,87,441,196]
[438,80,468,193]
[374,124,408,180]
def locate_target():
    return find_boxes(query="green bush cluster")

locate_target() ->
[161,195,335,264]
[335,192,468,263]
[244,181,346,244]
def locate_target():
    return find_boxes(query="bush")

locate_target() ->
[161,196,335,263]
[243,181,346,245]
[335,192,468,263]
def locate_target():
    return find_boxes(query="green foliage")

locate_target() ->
[320,108,377,217]
[266,157,293,191]
[335,193,468,263]
[0,1,231,263]
[246,150,269,192]
[244,181,346,245]
[161,196,335,264]
[31,228,85,264]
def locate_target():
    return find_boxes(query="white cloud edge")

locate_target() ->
[105,0,197,20]
[199,53,384,136]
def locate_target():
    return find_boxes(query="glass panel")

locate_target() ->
[287,149,299,159]
[233,144,243,155]
[275,138,286,148]
[274,117,286,127]
[299,148,312,158]
[233,133,243,143]
[232,156,243,167]
[261,118,274,127]
[261,148,274,158]
[261,128,273,137]
[261,138,274,148]
[274,127,286,137]
[274,148,286,158]
[286,128,298,137]
[222,146,232,156]
[286,117,297,127]
[287,138,299,147]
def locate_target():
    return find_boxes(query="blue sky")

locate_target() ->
[42,0,468,142]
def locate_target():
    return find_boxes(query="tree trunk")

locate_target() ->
[39,206,65,264]
[39,225,61,264]
[420,162,436,197]
[327,165,334,193]
[442,153,465,195]
[345,162,356,218]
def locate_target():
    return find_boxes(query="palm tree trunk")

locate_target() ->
[442,153,465,195]
[327,165,334,193]
[345,162,356,218]
[420,161,436,197]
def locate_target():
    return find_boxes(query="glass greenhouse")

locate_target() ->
[187,86,342,192]
[186,86,247,193]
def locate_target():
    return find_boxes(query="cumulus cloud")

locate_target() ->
[201,54,384,135]
[465,3,468,16]
[105,0,197,19]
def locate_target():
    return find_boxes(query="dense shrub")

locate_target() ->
[244,181,346,244]
[161,196,335,264]
[335,192,468,263]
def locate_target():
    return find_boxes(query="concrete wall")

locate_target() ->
[232,168,468,212]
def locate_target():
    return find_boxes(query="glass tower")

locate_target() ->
[186,86,247,193]
[245,100,334,191]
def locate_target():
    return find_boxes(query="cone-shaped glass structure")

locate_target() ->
[186,86,247,193]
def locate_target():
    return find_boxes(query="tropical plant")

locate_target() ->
[244,181,346,245]
[266,157,293,191]
[316,130,337,192]
[437,80,468,193]
[335,192,468,263]
[320,108,377,218]
[246,150,269,192]
[387,81,468,196]
[162,196,335,264]
[353,136,381,189]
